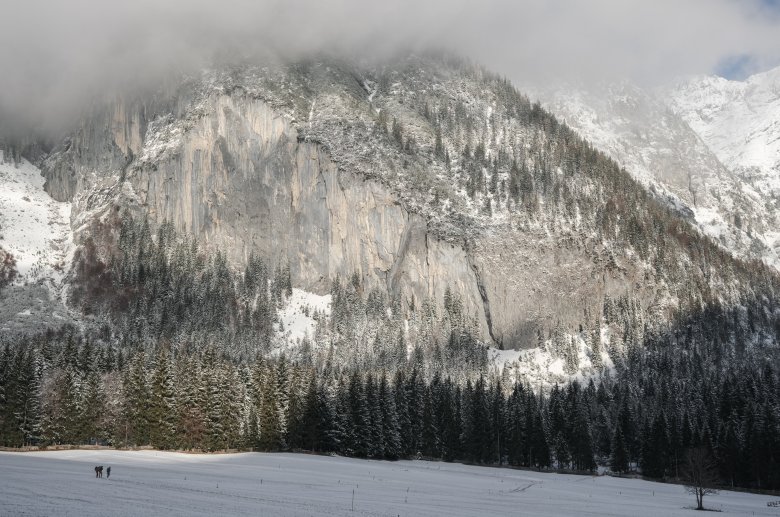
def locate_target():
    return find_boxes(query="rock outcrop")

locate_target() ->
[40,57,758,348]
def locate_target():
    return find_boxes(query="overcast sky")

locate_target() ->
[2,0,779,136]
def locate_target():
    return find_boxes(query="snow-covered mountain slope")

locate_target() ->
[667,67,780,254]
[491,333,614,391]
[0,152,74,331]
[276,288,331,345]
[524,80,780,269]
[0,153,72,284]
[667,66,780,178]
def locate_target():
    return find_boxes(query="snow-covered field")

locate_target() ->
[0,450,775,516]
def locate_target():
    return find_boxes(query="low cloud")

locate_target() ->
[1,0,779,138]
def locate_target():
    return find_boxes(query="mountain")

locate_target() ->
[666,66,780,259]
[0,52,777,377]
[667,66,780,180]
[523,79,780,269]
[32,55,772,347]
[1,53,780,490]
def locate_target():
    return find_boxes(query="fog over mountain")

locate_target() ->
[2,0,780,137]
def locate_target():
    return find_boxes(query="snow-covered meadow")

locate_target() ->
[0,450,775,516]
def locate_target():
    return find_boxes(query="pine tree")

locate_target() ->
[392,118,403,146]
[434,130,445,160]
[379,375,401,459]
[218,363,242,450]
[149,346,177,449]
[642,412,670,479]
[299,371,321,451]
[258,363,282,451]
[285,366,306,451]
[571,405,595,472]
[611,426,629,474]
[204,354,226,451]
[421,384,438,458]
[365,375,384,458]
[123,351,150,445]
[394,370,411,456]
[346,371,370,457]
[590,320,603,369]
[176,355,206,450]
[246,406,259,450]
[12,347,41,446]
[80,370,106,445]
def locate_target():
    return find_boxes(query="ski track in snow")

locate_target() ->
[0,154,73,288]
[0,450,775,517]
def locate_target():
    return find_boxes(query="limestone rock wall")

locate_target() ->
[41,91,646,347]
[134,95,494,340]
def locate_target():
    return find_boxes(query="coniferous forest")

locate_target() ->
[1,215,779,492]
[2,321,779,490]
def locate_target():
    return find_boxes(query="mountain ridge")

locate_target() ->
[30,54,779,354]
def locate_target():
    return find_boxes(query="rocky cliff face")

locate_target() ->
[39,56,768,349]
[44,91,490,342]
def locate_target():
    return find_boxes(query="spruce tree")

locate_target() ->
[123,351,150,445]
[611,426,629,474]
[80,370,106,445]
[379,375,401,460]
[149,346,176,449]
[258,363,282,451]
[642,412,670,479]
[347,371,370,457]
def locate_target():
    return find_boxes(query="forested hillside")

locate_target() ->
[1,54,779,493]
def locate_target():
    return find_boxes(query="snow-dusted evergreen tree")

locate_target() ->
[365,375,384,458]
[611,426,629,474]
[257,361,282,451]
[274,357,290,448]
[203,349,226,451]
[379,374,401,460]
[346,371,370,457]
[149,346,176,449]
[219,362,243,450]
[122,350,150,445]
[80,369,106,444]
[176,355,206,450]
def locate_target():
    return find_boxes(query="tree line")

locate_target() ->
[1,312,778,490]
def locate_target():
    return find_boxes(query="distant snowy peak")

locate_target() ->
[522,79,780,270]
[666,66,780,176]
[665,67,780,270]
[522,80,728,202]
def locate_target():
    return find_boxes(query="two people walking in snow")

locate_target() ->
[94,466,111,478]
